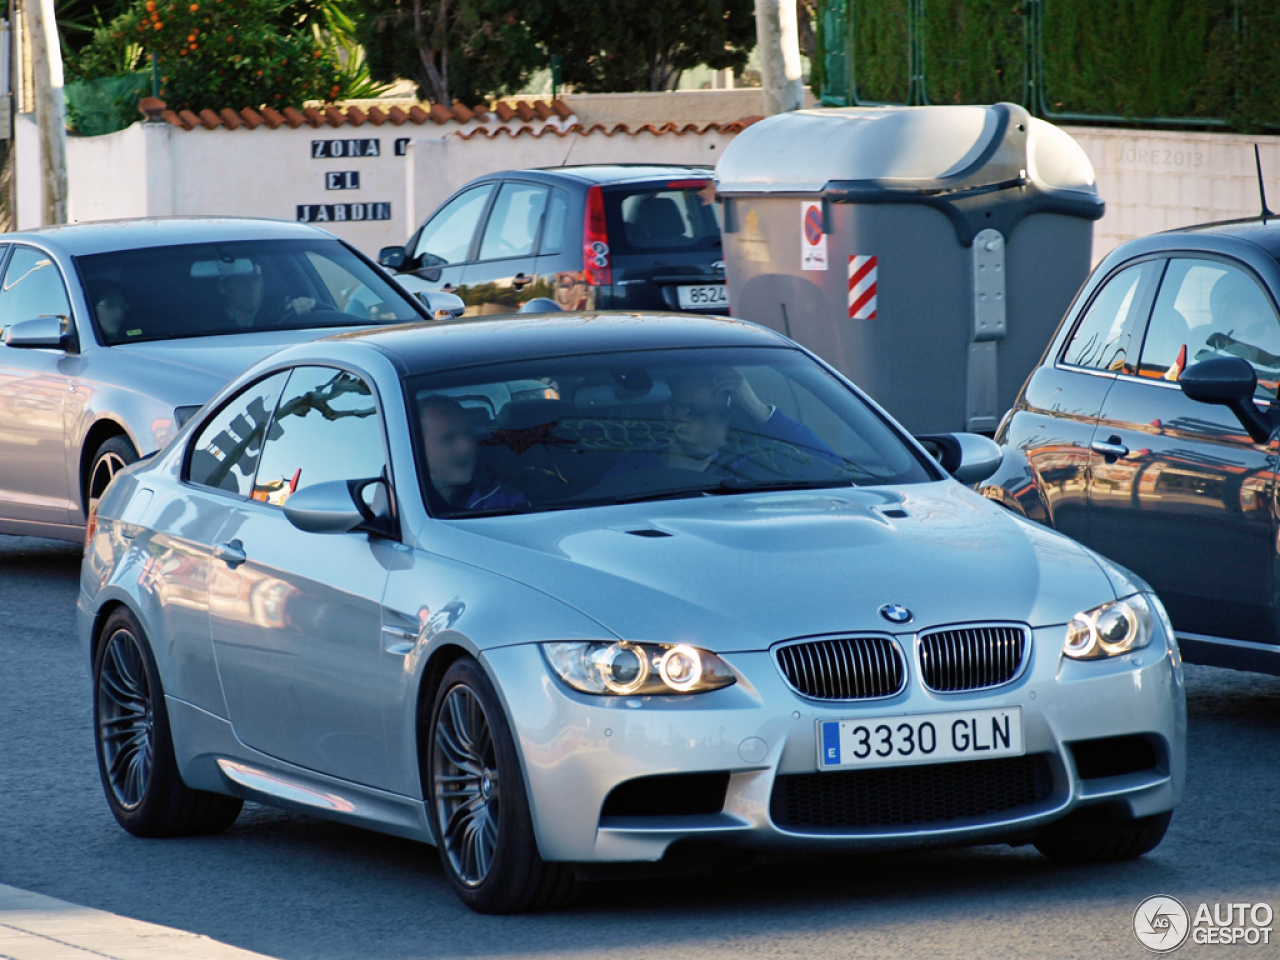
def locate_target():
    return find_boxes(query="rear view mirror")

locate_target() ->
[418,290,465,320]
[1180,357,1272,443]
[916,432,1003,485]
[283,478,393,535]
[5,315,74,351]
[377,246,407,270]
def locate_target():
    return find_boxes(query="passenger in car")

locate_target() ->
[218,261,316,329]
[420,395,528,512]
[88,278,133,340]
[606,368,838,477]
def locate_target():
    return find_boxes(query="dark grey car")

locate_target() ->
[981,217,1280,675]
[0,217,428,541]
[379,165,727,316]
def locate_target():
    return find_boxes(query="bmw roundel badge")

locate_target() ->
[879,604,913,624]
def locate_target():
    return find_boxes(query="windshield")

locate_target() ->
[407,346,937,518]
[77,238,422,345]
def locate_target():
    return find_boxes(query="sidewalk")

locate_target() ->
[0,884,278,960]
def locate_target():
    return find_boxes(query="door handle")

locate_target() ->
[512,273,533,289]
[213,539,247,568]
[1090,436,1130,461]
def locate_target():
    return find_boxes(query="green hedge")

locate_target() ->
[819,0,1280,131]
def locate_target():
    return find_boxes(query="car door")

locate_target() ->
[207,365,400,789]
[0,244,78,526]
[460,180,553,314]
[399,182,496,298]
[993,259,1160,543]
[1089,256,1280,644]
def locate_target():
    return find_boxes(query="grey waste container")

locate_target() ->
[715,102,1103,434]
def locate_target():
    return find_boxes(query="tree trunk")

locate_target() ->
[26,0,66,225]
[755,0,804,115]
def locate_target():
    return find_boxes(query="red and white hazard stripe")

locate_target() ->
[848,255,877,319]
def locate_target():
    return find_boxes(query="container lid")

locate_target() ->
[715,102,1102,244]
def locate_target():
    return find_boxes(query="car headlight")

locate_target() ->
[1063,593,1163,660]
[542,641,736,695]
[174,405,203,428]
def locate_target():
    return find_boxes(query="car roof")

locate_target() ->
[1165,216,1280,256]
[327,311,790,376]
[4,217,339,257]
[483,164,715,187]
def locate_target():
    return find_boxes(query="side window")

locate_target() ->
[539,189,569,256]
[1138,258,1280,401]
[412,184,495,267]
[1061,261,1155,373]
[187,371,290,496]
[478,182,551,261]
[252,366,386,506]
[0,245,73,330]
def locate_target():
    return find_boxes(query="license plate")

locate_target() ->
[677,284,728,308]
[817,707,1023,771]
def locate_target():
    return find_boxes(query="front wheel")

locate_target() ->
[86,435,138,519]
[426,658,576,913]
[94,607,243,837]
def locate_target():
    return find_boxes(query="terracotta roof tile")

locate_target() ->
[163,109,189,129]
[472,103,490,120]
[551,100,573,120]
[454,118,758,141]
[366,106,387,126]
[302,107,324,128]
[493,101,515,122]
[218,108,242,130]
[451,103,474,123]
[177,109,200,129]
[429,103,453,124]
[345,106,366,126]
[321,106,344,127]
[197,109,221,130]
[532,101,552,120]
[386,106,408,126]
[514,101,535,122]
[260,106,285,129]
[407,105,430,124]
[239,108,263,130]
[280,107,305,129]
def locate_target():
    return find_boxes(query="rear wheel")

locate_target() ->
[1035,811,1172,863]
[86,435,138,518]
[94,607,243,837]
[426,658,576,913]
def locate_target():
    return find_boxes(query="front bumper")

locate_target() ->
[482,625,1186,863]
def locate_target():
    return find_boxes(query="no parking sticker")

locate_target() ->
[801,201,828,271]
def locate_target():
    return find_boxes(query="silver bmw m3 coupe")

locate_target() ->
[79,311,1186,913]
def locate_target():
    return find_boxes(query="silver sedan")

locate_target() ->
[0,217,446,542]
[79,312,1186,914]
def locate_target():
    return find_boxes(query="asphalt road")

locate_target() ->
[2,535,1278,960]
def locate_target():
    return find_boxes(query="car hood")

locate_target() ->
[110,328,356,384]
[426,482,1118,652]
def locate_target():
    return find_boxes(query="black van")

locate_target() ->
[378,165,727,315]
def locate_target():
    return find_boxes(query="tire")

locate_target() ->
[425,658,577,913]
[1035,811,1172,863]
[86,435,138,519]
[93,607,243,837]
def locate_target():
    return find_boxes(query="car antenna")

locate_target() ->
[1255,144,1274,225]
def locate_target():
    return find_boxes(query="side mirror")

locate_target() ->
[378,246,407,270]
[916,432,1004,485]
[418,289,465,320]
[283,478,392,535]
[6,315,74,351]
[1179,357,1273,443]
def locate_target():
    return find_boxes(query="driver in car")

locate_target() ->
[420,396,528,512]
[608,368,838,477]
[219,262,316,329]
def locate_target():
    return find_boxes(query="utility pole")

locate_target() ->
[755,0,804,116]
[25,0,65,224]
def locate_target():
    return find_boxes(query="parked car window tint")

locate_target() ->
[76,238,419,346]
[540,189,569,255]
[252,367,385,506]
[1061,262,1152,372]
[1139,258,1280,400]
[412,184,494,267]
[478,183,550,261]
[407,346,937,518]
[604,183,721,256]
[0,246,72,332]
[187,371,290,496]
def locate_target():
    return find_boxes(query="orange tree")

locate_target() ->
[73,0,342,112]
